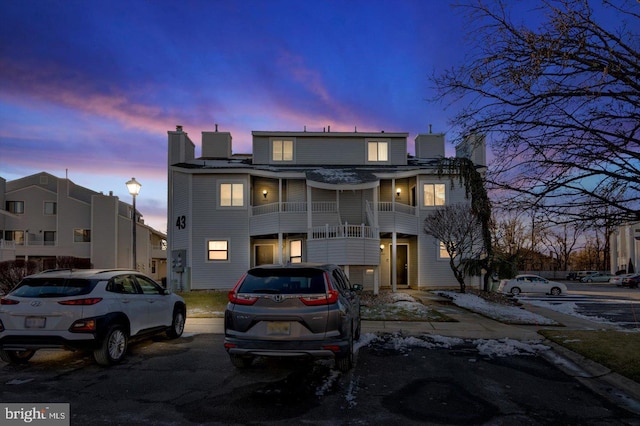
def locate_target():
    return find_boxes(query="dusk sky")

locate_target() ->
[0,1,545,232]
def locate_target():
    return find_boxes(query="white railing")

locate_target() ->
[0,239,16,249]
[378,201,416,216]
[311,223,377,240]
[252,201,338,216]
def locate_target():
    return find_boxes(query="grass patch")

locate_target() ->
[361,304,453,321]
[178,290,228,318]
[539,329,640,383]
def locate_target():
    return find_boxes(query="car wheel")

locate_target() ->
[335,327,354,372]
[0,349,36,364]
[94,325,128,366]
[166,309,185,339]
[510,287,521,296]
[229,354,254,368]
[550,287,562,296]
[586,278,593,283]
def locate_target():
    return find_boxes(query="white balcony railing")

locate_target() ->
[252,201,337,216]
[0,239,16,250]
[311,223,377,240]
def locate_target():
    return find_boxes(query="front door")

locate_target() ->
[393,245,408,286]
[255,245,274,266]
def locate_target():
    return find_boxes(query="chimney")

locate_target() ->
[176,125,183,132]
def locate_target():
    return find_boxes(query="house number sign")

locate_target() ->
[175,215,186,230]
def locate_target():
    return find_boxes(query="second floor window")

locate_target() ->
[4,230,24,245]
[44,201,57,215]
[423,184,446,206]
[368,141,388,162]
[6,201,24,214]
[74,229,91,242]
[44,231,56,245]
[220,183,244,207]
[272,139,294,161]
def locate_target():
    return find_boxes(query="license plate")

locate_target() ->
[25,316,46,328]
[266,321,290,336]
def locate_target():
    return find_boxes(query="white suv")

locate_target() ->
[0,269,186,366]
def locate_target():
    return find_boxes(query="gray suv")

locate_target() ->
[224,263,362,371]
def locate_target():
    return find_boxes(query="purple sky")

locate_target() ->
[0,1,538,232]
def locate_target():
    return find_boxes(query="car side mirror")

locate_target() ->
[351,284,363,293]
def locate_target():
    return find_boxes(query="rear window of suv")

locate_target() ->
[11,278,98,298]
[239,268,327,294]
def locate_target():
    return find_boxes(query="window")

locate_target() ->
[208,240,228,261]
[220,183,244,207]
[44,231,56,246]
[6,201,24,214]
[272,139,294,161]
[4,231,24,245]
[44,201,57,215]
[423,183,446,206]
[439,241,451,259]
[74,229,91,242]
[136,275,163,295]
[368,141,388,162]
[290,240,302,263]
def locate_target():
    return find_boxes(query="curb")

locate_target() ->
[541,339,640,416]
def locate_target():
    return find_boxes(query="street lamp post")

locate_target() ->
[126,177,142,270]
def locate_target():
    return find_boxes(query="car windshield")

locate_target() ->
[239,268,327,294]
[11,278,97,298]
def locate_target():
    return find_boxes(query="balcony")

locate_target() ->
[250,202,338,235]
[307,224,380,265]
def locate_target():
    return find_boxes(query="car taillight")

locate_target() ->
[300,272,338,305]
[300,290,339,306]
[58,298,103,306]
[0,297,19,305]
[228,274,258,305]
[228,292,258,305]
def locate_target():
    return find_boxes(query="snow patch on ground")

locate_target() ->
[437,291,559,325]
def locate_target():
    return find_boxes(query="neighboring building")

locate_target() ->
[167,126,486,292]
[610,221,640,274]
[0,172,167,282]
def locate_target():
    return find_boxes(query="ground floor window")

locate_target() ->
[439,241,451,259]
[290,240,302,263]
[208,240,228,261]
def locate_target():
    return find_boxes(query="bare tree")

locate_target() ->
[433,0,640,225]
[424,203,485,293]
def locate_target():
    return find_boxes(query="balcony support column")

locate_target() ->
[391,232,397,292]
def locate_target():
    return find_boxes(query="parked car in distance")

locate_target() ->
[566,271,578,280]
[609,273,635,286]
[0,269,186,366]
[224,263,362,372]
[575,271,599,281]
[581,272,614,283]
[498,274,567,296]
[621,274,640,288]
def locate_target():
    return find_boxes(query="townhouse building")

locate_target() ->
[610,221,640,274]
[0,173,167,282]
[167,126,486,292]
